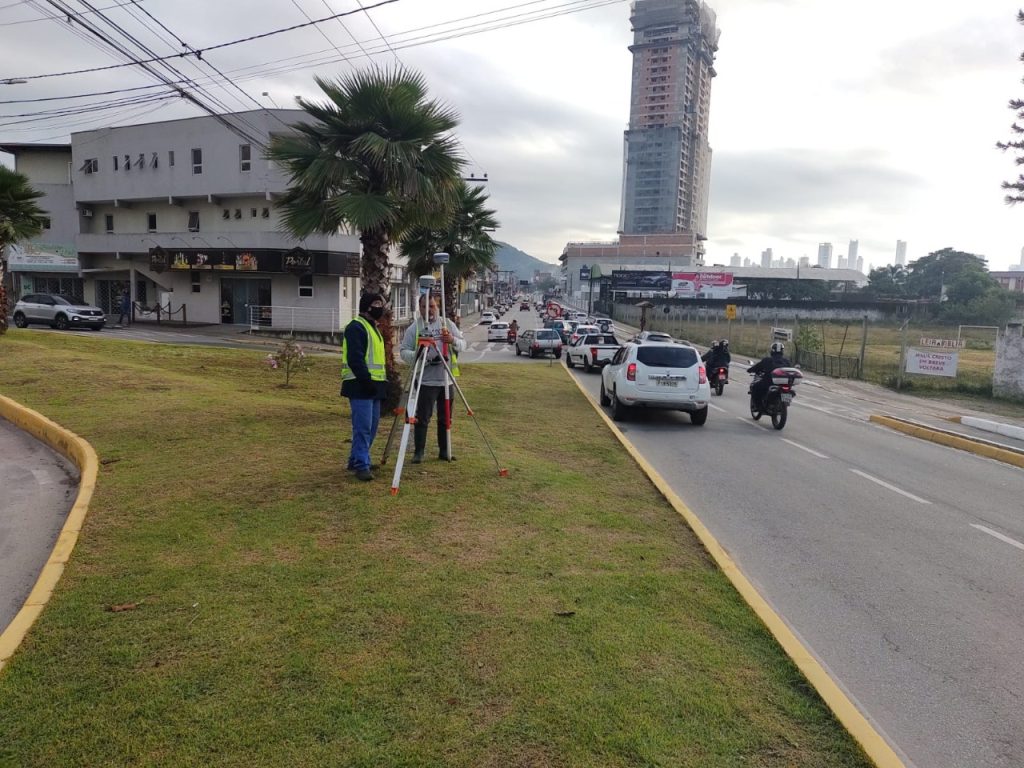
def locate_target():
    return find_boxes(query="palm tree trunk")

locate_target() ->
[0,254,8,335]
[359,229,402,411]
[443,272,458,320]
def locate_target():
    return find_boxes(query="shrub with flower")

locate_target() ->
[265,337,312,387]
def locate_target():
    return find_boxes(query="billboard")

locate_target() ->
[611,270,672,290]
[906,349,959,378]
[611,270,738,299]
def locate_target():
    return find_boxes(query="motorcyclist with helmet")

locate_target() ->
[701,339,731,370]
[747,341,792,407]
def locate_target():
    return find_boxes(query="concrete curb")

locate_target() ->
[563,367,907,768]
[951,415,1024,443]
[0,395,98,674]
[870,415,1024,469]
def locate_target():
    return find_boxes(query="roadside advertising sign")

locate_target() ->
[919,338,966,349]
[579,266,591,281]
[906,348,959,377]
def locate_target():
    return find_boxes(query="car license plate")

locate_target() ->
[656,379,678,387]
[781,393,793,403]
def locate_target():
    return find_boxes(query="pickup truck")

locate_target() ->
[565,333,621,372]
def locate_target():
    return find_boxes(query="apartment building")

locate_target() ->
[619,0,720,238]
[2,110,415,332]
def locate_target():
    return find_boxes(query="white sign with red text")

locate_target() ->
[906,348,959,378]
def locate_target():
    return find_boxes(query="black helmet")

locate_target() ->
[770,341,785,354]
[720,339,729,350]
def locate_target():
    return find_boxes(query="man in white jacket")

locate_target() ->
[399,294,466,463]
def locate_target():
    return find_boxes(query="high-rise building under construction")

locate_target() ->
[619,0,720,239]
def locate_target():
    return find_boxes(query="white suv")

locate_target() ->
[599,341,710,425]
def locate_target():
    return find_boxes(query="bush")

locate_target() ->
[265,337,312,387]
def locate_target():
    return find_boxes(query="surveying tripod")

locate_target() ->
[382,334,507,495]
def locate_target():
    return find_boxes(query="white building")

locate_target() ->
[817,242,833,269]
[760,247,773,268]
[895,240,907,266]
[3,110,412,333]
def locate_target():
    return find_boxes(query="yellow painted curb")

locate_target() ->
[869,415,1024,470]
[0,394,98,674]
[564,367,907,768]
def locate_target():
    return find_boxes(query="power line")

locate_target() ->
[353,0,402,64]
[0,0,129,25]
[9,0,402,81]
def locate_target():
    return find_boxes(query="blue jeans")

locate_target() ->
[348,398,381,471]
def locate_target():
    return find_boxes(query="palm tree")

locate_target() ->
[401,181,500,318]
[267,67,464,388]
[0,167,47,334]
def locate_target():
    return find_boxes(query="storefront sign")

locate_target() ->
[284,248,313,273]
[906,348,959,377]
[579,266,591,281]
[6,242,79,272]
[155,247,359,276]
[149,246,168,273]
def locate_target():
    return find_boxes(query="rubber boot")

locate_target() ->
[412,424,427,464]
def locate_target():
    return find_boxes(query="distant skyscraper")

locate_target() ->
[743,257,751,267]
[799,256,810,268]
[730,253,741,267]
[856,255,864,273]
[817,242,833,269]
[895,240,907,266]
[837,255,847,270]
[848,239,859,269]
[785,257,796,268]
[619,0,720,238]
[761,247,773,268]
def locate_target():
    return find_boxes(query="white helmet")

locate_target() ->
[770,341,785,354]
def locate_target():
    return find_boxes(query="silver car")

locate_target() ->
[13,293,107,331]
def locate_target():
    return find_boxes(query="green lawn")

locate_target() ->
[0,331,872,768]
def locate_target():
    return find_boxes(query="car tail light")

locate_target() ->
[626,363,636,381]
[590,347,598,358]
[781,385,791,392]
[699,365,707,384]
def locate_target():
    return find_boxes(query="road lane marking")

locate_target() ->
[971,524,1024,553]
[849,469,931,504]
[780,438,829,459]
[708,403,728,413]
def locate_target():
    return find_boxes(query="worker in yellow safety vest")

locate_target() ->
[399,293,465,464]
[341,292,389,481]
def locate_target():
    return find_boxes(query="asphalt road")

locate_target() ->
[569,356,1024,768]
[0,418,78,633]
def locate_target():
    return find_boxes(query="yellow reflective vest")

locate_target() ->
[341,316,386,382]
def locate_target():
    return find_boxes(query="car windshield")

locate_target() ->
[637,346,699,368]
[536,330,560,340]
[492,323,508,329]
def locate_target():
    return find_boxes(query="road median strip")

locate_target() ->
[869,414,1024,469]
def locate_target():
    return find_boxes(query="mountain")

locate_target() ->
[493,242,559,282]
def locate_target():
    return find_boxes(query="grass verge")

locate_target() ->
[0,331,872,767]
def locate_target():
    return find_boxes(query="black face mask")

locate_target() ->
[367,305,385,320]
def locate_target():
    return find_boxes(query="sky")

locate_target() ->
[1,0,1023,271]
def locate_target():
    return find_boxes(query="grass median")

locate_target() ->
[0,331,872,768]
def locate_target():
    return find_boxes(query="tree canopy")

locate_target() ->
[997,10,1024,204]
[0,166,47,334]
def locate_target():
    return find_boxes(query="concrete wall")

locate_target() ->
[71,110,305,202]
[614,301,890,325]
[15,152,71,185]
[994,323,1024,400]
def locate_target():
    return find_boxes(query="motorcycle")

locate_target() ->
[708,366,729,396]
[749,367,803,430]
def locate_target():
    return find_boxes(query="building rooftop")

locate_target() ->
[0,143,71,155]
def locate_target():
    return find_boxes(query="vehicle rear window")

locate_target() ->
[536,330,559,340]
[636,346,698,368]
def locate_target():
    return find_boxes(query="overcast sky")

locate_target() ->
[2,0,1023,271]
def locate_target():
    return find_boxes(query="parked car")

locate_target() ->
[600,341,710,425]
[515,328,563,359]
[12,293,106,331]
[566,333,620,372]
[480,311,496,324]
[487,321,511,342]
[631,331,674,344]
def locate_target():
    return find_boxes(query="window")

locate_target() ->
[41,217,51,230]
[239,144,251,172]
[80,158,98,174]
[250,208,257,218]
[191,147,202,175]
[147,212,157,232]
[234,209,242,219]
[222,209,230,220]
[261,207,269,218]
[151,152,158,169]
[105,214,114,233]
[113,156,119,171]
[124,155,131,171]
[168,150,175,167]
[191,272,201,293]
[187,210,200,232]
[636,346,698,368]
[298,273,313,298]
